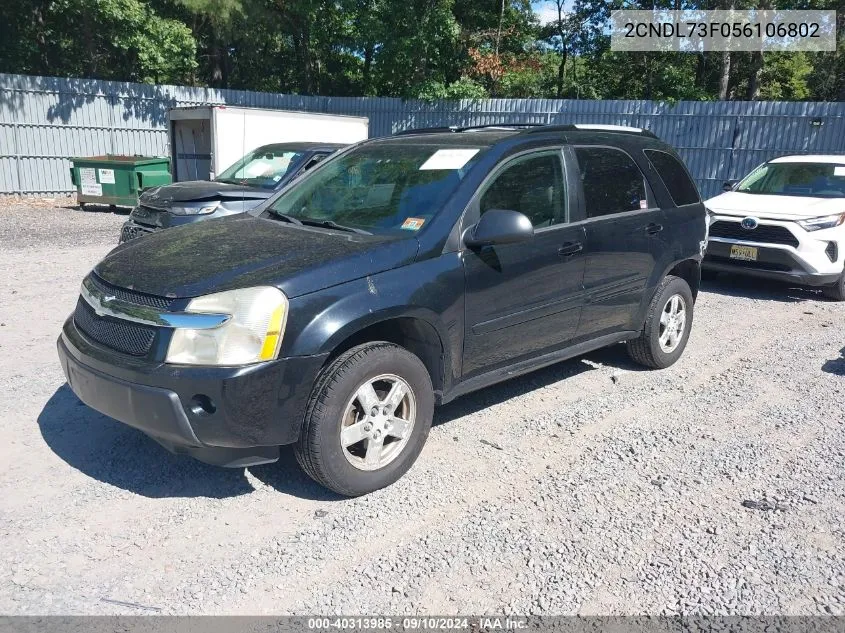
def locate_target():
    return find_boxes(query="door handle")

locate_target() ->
[645,222,664,235]
[558,241,583,257]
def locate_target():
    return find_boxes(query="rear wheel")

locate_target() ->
[823,271,845,301]
[627,275,694,369]
[295,342,434,496]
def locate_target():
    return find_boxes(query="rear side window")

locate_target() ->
[644,149,700,206]
[574,146,647,218]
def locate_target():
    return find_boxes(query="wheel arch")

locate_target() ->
[317,310,450,396]
[665,258,701,301]
[634,256,701,331]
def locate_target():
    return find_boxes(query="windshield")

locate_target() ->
[736,162,845,198]
[216,147,307,189]
[266,143,483,235]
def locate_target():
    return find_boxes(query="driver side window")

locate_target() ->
[479,152,565,228]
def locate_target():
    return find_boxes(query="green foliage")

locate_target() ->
[116,4,197,83]
[759,53,813,101]
[416,77,489,101]
[0,0,841,101]
[0,0,196,84]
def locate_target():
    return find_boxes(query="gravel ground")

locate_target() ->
[0,202,843,616]
[0,196,128,249]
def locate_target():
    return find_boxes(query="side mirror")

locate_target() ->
[723,179,739,192]
[463,209,534,248]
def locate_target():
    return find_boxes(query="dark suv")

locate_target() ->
[57,124,706,496]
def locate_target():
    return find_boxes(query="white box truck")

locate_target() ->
[168,106,369,182]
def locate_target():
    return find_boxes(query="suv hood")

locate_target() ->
[95,215,417,299]
[706,191,845,221]
[140,181,272,206]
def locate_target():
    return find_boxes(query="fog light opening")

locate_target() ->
[189,394,217,417]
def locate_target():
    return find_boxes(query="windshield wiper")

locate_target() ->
[268,211,303,225]
[298,218,371,235]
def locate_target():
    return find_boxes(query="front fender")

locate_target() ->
[280,253,465,384]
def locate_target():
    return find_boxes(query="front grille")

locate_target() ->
[88,274,174,310]
[73,298,157,356]
[132,205,165,225]
[120,223,154,243]
[709,221,799,248]
[707,255,791,272]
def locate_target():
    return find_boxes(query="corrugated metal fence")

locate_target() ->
[2,72,845,199]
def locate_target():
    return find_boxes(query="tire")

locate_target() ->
[626,275,694,369]
[823,271,845,301]
[295,342,434,496]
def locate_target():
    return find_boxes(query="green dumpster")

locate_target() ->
[69,155,171,208]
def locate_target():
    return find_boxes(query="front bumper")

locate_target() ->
[120,203,261,243]
[58,317,328,467]
[703,240,840,287]
[119,214,209,243]
[120,220,156,243]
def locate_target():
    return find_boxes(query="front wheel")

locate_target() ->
[295,342,434,496]
[627,275,694,369]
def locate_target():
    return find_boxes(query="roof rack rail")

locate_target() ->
[521,124,658,139]
[456,123,545,132]
[393,123,544,136]
[393,122,657,139]
[392,126,458,136]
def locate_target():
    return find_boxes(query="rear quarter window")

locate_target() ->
[644,149,700,206]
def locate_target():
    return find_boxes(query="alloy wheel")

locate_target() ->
[658,293,687,353]
[340,374,417,471]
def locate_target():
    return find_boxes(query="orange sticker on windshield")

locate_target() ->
[402,217,425,231]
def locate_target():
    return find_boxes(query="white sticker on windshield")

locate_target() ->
[834,166,845,177]
[419,149,479,171]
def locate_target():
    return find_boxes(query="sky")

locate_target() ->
[532,0,575,25]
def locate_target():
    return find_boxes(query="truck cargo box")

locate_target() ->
[168,106,369,182]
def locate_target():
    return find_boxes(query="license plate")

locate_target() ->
[729,244,758,261]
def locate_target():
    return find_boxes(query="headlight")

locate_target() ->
[170,202,220,216]
[166,287,288,365]
[797,212,845,232]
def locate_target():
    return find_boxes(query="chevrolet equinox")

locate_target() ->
[57,124,707,496]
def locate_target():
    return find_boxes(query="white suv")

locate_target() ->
[703,155,845,300]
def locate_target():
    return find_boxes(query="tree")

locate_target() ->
[539,0,581,98]
[175,0,242,86]
[1,0,843,101]
[0,0,197,84]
